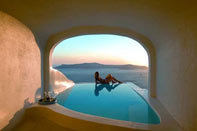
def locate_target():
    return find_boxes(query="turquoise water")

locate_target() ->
[56,83,160,124]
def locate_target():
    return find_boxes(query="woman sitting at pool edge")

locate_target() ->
[94,71,123,84]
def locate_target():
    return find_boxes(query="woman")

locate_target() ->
[94,71,122,84]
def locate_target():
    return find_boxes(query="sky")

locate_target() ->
[52,34,148,67]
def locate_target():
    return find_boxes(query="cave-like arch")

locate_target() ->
[44,26,156,97]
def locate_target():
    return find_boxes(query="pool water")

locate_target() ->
[56,83,160,124]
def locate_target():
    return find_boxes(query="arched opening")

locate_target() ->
[44,26,156,98]
[52,34,148,89]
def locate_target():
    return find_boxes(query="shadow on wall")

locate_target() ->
[2,98,34,131]
[2,86,42,131]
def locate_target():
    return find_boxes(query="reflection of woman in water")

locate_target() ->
[94,71,122,84]
[95,83,120,96]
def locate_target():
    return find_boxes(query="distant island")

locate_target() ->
[54,62,148,70]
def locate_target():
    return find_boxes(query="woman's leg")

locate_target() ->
[112,77,122,83]
[105,74,122,84]
[105,74,113,83]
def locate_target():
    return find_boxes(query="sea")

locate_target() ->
[55,68,148,89]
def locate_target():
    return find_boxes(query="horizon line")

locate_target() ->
[53,62,148,67]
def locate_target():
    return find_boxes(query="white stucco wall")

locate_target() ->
[49,67,74,96]
[156,38,197,131]
[0,11,41,130]
[155,16,197,131]
[130,3,197,130]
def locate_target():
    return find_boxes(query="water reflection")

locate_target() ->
[56,83,160,124]
[94,83,120,96]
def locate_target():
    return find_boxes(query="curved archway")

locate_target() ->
[44,26,156,97]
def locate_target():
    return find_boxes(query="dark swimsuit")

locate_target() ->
[96,77,108,84]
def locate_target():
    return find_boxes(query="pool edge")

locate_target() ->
[30,82,183,131]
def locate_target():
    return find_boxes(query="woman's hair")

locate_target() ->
[95,71,99,79]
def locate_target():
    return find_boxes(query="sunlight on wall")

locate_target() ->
[49,67,74,96]
[52,34,148,67]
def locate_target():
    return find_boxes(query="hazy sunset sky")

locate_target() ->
[52,34,148,67]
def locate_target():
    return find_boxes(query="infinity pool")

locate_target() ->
[56,83,160,124]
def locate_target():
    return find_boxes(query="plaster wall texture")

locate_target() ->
[136,3,197,131]
[0,0,197,131]
[155,14,197,131]
[0,11,41,129]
